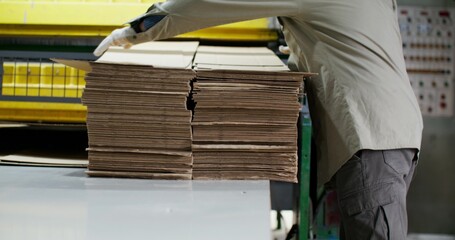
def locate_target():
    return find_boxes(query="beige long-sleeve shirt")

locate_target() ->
[127,0,423,185]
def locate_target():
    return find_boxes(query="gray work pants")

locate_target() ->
[330,149,418,240]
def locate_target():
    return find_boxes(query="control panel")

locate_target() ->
[399,6,454,116]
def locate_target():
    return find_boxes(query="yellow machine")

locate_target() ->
[0,0,279,123]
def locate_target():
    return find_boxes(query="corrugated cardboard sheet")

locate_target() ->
[55,41,311,183]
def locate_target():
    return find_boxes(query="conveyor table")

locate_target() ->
[0,166,270,240]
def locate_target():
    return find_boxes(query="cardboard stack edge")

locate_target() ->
[83,63,195,180]
[191,70,304,183]
[76,44,312,183]
[83,65,305,182]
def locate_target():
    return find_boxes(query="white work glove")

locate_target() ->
[279,45,291,55]
[93,27,137,57]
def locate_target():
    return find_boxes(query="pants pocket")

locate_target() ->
[381,201,407,239]
[340,183,395,216]
[334,154,363,194]
[339,183,395,240]
[383,149,415,175]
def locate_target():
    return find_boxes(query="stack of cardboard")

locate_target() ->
[191,46,305,182]
[80,42,199,179]
[58,43,309,182]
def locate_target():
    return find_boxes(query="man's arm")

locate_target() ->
[131,0,302,43]
[94,0,302,56]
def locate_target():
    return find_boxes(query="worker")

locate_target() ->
[94,0,423,239]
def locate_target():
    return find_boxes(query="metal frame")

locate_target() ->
[297,98,312,240]
[0,51,88,123]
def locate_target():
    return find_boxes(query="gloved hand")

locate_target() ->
[93,27,137,57]
[279,45,291,55]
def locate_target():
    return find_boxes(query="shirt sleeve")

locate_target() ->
[127,0,302,44]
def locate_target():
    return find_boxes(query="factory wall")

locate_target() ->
[397,0,455,235]
[398,0,455,8]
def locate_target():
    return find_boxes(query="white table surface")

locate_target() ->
[0,166,270,240]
